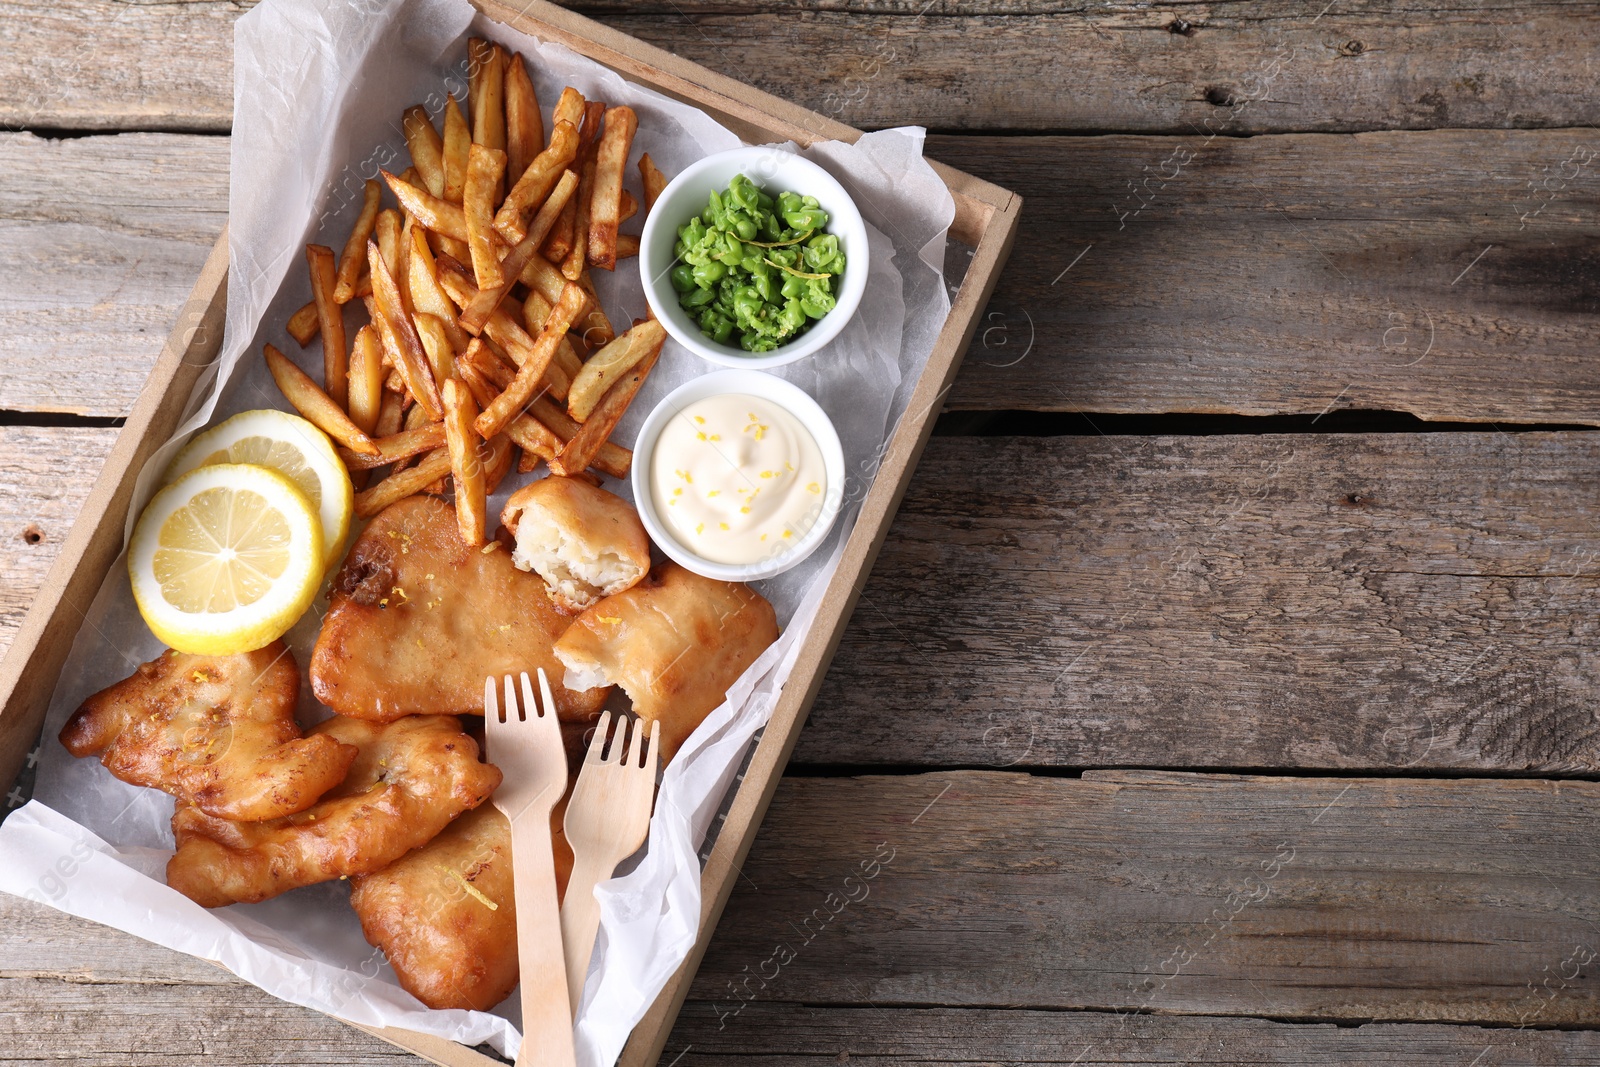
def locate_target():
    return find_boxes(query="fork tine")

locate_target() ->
[536,667,558,722]
[520,671,539,720]
[643,719,661,773]
[504,674,519,721]
[585,711,612,763]
[484,675,498,722]
[622,715,642,768]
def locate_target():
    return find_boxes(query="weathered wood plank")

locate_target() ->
[0,132,227,418]
[938,128,1600,422]
[799,431,1600,772]
[0,427,118,654]
[692,771,1600,1026]
[667,1002,1600,1065]
[3,0,1598,135]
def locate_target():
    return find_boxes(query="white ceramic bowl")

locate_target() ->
[639,145,869,370]
[632,370,846,582]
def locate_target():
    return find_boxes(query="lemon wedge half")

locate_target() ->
[129,463,324,655]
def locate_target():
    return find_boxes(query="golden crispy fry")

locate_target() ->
[368,240,443,421]
[437,260,576,402]
[375,389,405,438]
[561,102,607,280]
[459,342,565,464]
[333,180,381,304]
[403,105,446,197]
[383,169,469,244]
[464,144,508,290]
[587,105,637,271]
[337,422,446,471]
[305,244,348,408]
[348,325,384,436]
[441,378,485,546]
[617,233,639,260]
[165,714,502,908]
[491,120,579,245]
[413,311,457,389]
[376,208,403,278]
[572,268,615,347]
[504,52,543,186]
[483,431,514,495]
[529,395,631,479]
[523,288,584,387]
[639,152,667,212]
[619,188,638,224]
[550,335,661,477]
[462,169,578,334]
[568,319,665,422]
[353,446,452,518]
[554,563,778,763]
[264,343,377,455]
[468,40,506,158]
[551,86,584,131]
[311,494,610,719]
[287,299,320,346]
[395,212,416,318]
[406,225,471,353]
[475,282,586,438]
[59,642,355,823]
[442,94,470,204]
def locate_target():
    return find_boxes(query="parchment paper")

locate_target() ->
[0,0,954,1061]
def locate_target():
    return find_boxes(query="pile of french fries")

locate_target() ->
[265,38,673,548]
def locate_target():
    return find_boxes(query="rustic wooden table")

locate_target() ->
[5,1,1600,1063]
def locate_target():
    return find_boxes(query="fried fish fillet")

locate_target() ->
[166,714,502,907]
[349,797,575,1011]
[553,562,779,763]
[59,642,355,822]
[310,495,608,722]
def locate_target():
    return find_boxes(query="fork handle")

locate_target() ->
[510,809,578,1067]
[559,851,615,1017]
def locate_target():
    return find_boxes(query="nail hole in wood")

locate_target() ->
[1204,86,1236,107]
[21,524,43,545]
[1169,18,1195,35]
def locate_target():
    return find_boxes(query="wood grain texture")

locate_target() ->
[0,427,118,653]
[4,0,1599,135]
[691,771,1600,1026]
[799,431,1600,773]
[666,1002,1600,1065]
[0,132,228,418]
[938,128,1600,422]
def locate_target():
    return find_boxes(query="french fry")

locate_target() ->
[572,268,615,346]
[287,299,320,346]
[504,52,543,186]
[374,389,405,438]
[395,212,415,318]
[376,209,403,277]
[337,422,447,471]
[382,170,469,243]
[403,105,446,197]
[464,144,508,290]
[620,189,638,224]
[432,230,472,264]
[354,446,453,519]
[459,344,565,464]
[332,180,381,304]
[551,87,585,132]
[305,244,348,408]
[559,101,606,280]
[406,225,470,353]
[413,311,457,387]
[482,432,514,495]
[550,338,660,477]
[367,240,443,421]
[347,325,384,435]
[460,168,577,333]
[617,233,640,260]
[440,378,486,545]
[468,40,506,156]
[442,95,470,203]
[587,105,637,271]
[568,319,664,421]
[439,263,577,401]
[474,281,586,438]
[528,395,632,479]
[264,343,377,455]
[639,153,667,212]
[492,120,579,244]
[523,287,583,388]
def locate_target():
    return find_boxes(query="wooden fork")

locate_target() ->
[559,711,660,1015]
[484,668,576,1067]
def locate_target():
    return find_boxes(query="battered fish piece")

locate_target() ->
[501,475,651,613]
[59,643,354,822]
[350,795,575,1011]
[166,714,502,908]
[310,495,609,722]
[554,562,779,763]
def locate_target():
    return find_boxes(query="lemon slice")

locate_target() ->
[129,463,325,656]
[165,409,353,570]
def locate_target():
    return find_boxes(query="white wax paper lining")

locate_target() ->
[0,0,955,1062]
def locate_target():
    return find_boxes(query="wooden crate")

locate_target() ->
[0,1,1020,1063]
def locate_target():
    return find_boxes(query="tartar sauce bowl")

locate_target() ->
[632,370,846,582]
[639,145,870,370]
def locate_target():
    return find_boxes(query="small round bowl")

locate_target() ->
[632,369,846,582]
[639,145,870,370]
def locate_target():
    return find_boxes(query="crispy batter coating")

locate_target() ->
[58,642,354,822]
[310,495,608,722]
[553,562,779,762]
[350,795,575,1011]
[501,475,650,613]
[166,714,501,908]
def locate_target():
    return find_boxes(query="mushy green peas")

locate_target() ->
[670,173,847,353]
